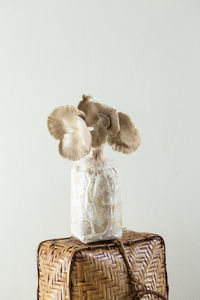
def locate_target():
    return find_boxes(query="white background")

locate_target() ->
[0,1,200,299]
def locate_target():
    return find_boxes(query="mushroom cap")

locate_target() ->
[47,105,85,140]
[59,117,91,160]
[78,95,120,148]
[47,105,91,161]
[94,103,119,137]
[78,95,98,127]
[90,113,110,148]
[107,112,141,154]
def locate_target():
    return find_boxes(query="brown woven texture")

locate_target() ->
[37,229,168,300]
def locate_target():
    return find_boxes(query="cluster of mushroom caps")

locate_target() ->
[47,95,140,161]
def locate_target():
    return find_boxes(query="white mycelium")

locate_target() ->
[70,153,122,243]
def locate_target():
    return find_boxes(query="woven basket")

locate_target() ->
[37,229,168,300]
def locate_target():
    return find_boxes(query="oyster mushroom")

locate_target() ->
[94,103,119,137]
[78,95,98,127]
[107,112,141,154]
[90,112,110,148]
[78,95,120,147]
[47,105,92,161]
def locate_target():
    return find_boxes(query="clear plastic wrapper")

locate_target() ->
[70,152,122,243]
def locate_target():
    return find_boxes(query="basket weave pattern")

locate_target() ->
[37,229,168,300]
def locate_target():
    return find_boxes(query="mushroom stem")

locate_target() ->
[90,147,104,162]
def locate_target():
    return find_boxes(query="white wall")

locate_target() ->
[0,1,199,299]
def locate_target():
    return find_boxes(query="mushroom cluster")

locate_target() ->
[47,95,140,160]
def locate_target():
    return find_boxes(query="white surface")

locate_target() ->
[0,1,199,299]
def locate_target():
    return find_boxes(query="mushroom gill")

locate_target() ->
[47,105,91,161]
